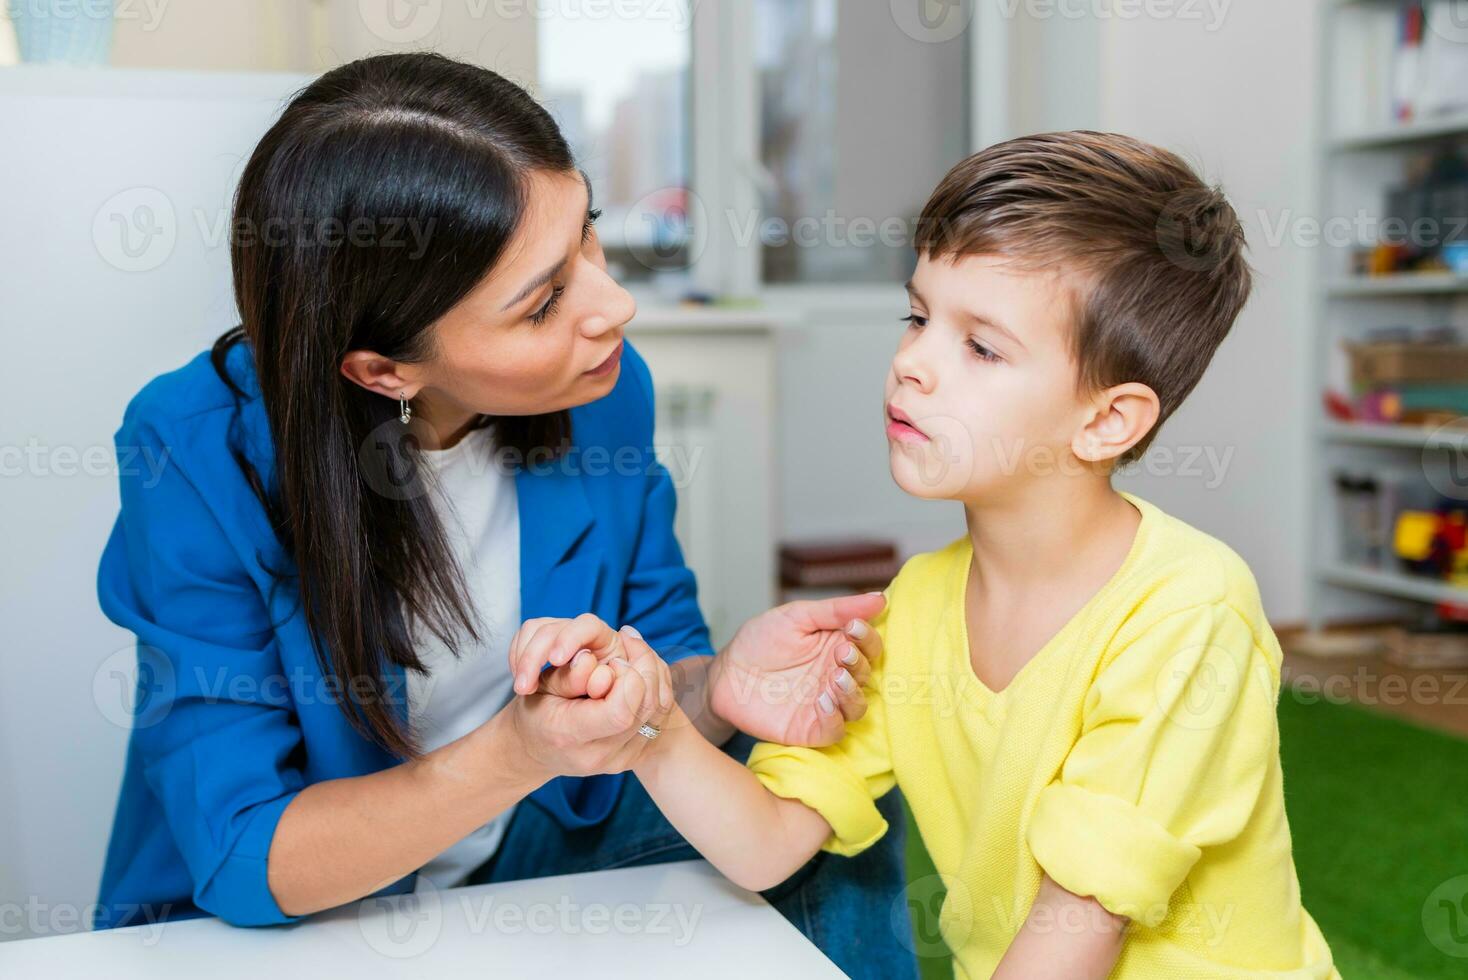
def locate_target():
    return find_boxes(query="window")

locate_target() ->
[538,8,693,284]
[755,0,970,284]
[537,0,971,289]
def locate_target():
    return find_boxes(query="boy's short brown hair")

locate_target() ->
[914,131,1252,463]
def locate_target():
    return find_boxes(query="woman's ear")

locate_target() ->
[339,350,418,399]
[1072,382,1161,464]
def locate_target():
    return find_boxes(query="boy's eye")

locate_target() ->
[967,339,1002,363]
[899,314,928,328]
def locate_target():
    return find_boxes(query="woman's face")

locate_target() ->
[347,169,635,436]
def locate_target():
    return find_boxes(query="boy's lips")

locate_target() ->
[886,403,930,443]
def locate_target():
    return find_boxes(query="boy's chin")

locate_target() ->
[887,444,970,500]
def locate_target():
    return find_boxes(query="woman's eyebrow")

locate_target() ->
[501,257,567,311]
[500,175,594,312]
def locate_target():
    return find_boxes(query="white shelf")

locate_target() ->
[1331,111,1468,152]
[1325,274,1468,297]
[1320,562,1468,606]
[1319,421,1468,450]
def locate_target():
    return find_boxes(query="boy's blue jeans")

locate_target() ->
[466,732,919,980]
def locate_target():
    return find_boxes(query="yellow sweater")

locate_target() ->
[748,494,1337,979]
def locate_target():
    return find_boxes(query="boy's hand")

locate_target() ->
[507,613,627,696]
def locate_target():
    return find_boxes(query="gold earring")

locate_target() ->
[399,390,412,425]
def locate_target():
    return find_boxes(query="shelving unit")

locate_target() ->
[1308,1,1468,629]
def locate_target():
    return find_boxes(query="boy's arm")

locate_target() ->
[633,707,833,892]
[992,875,1127,979]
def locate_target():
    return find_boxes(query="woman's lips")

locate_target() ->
[886,404,930,444]
[585,340,624,377]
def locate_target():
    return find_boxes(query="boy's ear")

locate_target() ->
[340,349,420,399]
[1072,382,1161,464]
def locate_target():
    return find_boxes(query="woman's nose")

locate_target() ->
[582,271,636,339]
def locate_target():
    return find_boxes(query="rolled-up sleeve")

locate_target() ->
[99,412,306,926]
[1026,603,1278,923]
[746,601,896,857]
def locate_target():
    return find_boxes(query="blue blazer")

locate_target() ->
[94,339,712,929]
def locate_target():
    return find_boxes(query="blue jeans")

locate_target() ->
[466,732,918,980]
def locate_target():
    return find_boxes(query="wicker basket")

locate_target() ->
[1346,342,1468,389]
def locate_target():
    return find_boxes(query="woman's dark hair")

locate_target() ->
[213,53,576,758]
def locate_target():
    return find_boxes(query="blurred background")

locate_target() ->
[4,2,1468,976]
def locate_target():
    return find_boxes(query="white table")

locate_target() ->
[0,861,846,979]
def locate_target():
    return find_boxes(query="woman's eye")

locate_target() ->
[529,284,565,326]
[582,208,603,244]
[899,314,928,328]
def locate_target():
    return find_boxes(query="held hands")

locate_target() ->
[502,616,676,781]
[505,592,886,758]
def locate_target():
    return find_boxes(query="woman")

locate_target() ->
[94,53,914,978]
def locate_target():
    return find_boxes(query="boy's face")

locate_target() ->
[885,252,1095,502]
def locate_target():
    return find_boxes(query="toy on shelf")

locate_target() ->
[1393,506,1468,620]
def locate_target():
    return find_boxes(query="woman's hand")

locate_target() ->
[706,593,886,747]
[501,624,674,782]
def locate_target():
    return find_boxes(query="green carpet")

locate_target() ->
[903,695,1468,979]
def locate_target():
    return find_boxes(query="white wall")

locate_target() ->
[0,68,311,939]
[1092,4,1318,624]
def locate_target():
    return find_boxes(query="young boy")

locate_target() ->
[558,132,1336,978]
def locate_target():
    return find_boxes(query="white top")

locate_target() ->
[407,424,521,890]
